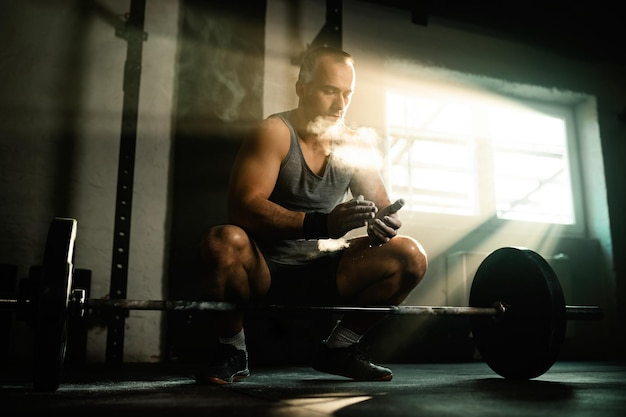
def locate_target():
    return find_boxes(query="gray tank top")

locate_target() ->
[255,110,354,265]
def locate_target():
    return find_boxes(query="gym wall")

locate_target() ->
[0,0,624,366]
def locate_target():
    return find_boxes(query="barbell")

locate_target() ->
[0,217,604,391]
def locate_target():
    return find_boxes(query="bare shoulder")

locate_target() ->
[236,115,292,165]
[246,115,290,152]
[254,115,290,140]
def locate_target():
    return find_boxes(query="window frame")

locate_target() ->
[381,76,587,237]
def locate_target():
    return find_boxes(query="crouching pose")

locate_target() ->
[196,46,428,384]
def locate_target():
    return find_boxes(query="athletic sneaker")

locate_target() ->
[195,343,250,385]
[312,342,393,381]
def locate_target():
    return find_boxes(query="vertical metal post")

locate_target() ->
[308,0,342,49]
[106,0,146,365]
[325,0,342,49]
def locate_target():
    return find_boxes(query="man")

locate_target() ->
[195,46,428,384]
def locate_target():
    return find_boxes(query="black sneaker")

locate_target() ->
[195,343,250,385]
[312,342,393,381]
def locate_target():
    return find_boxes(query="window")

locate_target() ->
[386,94,477,216]
[384,78,580,227]
[489,105,575,224]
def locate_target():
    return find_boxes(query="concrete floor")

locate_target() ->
[2,361,625,416]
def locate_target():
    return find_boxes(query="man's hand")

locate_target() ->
[327,195,377,238]
[367,199,405,246]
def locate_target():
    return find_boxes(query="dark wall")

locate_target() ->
[165,0,266,362]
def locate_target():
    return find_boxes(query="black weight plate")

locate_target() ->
[469,247,566,379]
[33,217,77,391]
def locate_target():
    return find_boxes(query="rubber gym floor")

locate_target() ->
[2,360,625,416]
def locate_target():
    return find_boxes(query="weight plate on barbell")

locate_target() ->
[33,217,77,391]
[469,246,566,379]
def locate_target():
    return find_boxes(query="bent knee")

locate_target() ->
[394,236,428,287]
[200,224,251,261]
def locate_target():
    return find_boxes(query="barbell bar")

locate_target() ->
[79,297,602,319]
[1,217,605,391]
[1,296,603,319]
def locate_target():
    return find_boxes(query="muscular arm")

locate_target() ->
[228,117,379,240]
[228,117,305,239]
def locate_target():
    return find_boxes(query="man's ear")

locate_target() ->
[295,80,304,98]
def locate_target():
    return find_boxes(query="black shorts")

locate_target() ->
[262,250,344,305]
